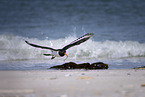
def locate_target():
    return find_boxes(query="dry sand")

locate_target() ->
[0,69,145,97]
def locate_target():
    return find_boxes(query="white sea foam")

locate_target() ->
[0,34,145,61]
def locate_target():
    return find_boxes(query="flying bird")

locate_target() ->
[25,33,94,60]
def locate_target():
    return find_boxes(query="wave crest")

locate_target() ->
[0,34,145,61]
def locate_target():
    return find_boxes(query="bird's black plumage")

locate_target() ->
[62,33,94,50]
[25,33,94,60]
[25,41,58,51]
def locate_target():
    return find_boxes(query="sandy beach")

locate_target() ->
[0,69,145,97]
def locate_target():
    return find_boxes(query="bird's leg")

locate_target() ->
[43,53,55,60]
[51,56,55,60]
[43,54,52,56]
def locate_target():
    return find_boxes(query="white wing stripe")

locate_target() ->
[70,34,92,44]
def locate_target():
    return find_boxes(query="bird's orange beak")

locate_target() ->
[64,53,68,57]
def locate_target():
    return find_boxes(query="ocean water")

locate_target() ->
[0,0,145,70]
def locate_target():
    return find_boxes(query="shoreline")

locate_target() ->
[0,69,145,97]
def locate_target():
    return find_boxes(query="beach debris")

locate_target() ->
[77,76,93,79]
[60,94,68,97]
[81,73,85,75]
[65,73,72,77]
[133,66,145,69]
[49,77,57,80]
[141,84,145,87]
[95,91,102,96]
[49,62,108,70]
[127,73,131,75]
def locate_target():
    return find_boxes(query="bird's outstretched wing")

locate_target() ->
[62,33,94,50]
[25,41,58,51]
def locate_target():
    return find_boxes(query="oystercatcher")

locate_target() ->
[25,33,94,60]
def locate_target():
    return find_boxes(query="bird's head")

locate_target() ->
[59,50,68,57]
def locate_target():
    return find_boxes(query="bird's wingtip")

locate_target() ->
[90,33,94,35]
[85,33,94,36]
[25,40,29,44]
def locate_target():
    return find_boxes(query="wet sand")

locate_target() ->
[0,69,145,97]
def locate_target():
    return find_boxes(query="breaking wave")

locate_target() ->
[0,34,145,61]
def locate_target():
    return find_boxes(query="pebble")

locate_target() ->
[77,76,93,79]
[81,73,85,75]
[141,84,145,87]
[60,94,68,97]
[127,73,131,75]
[65,74,72,77]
